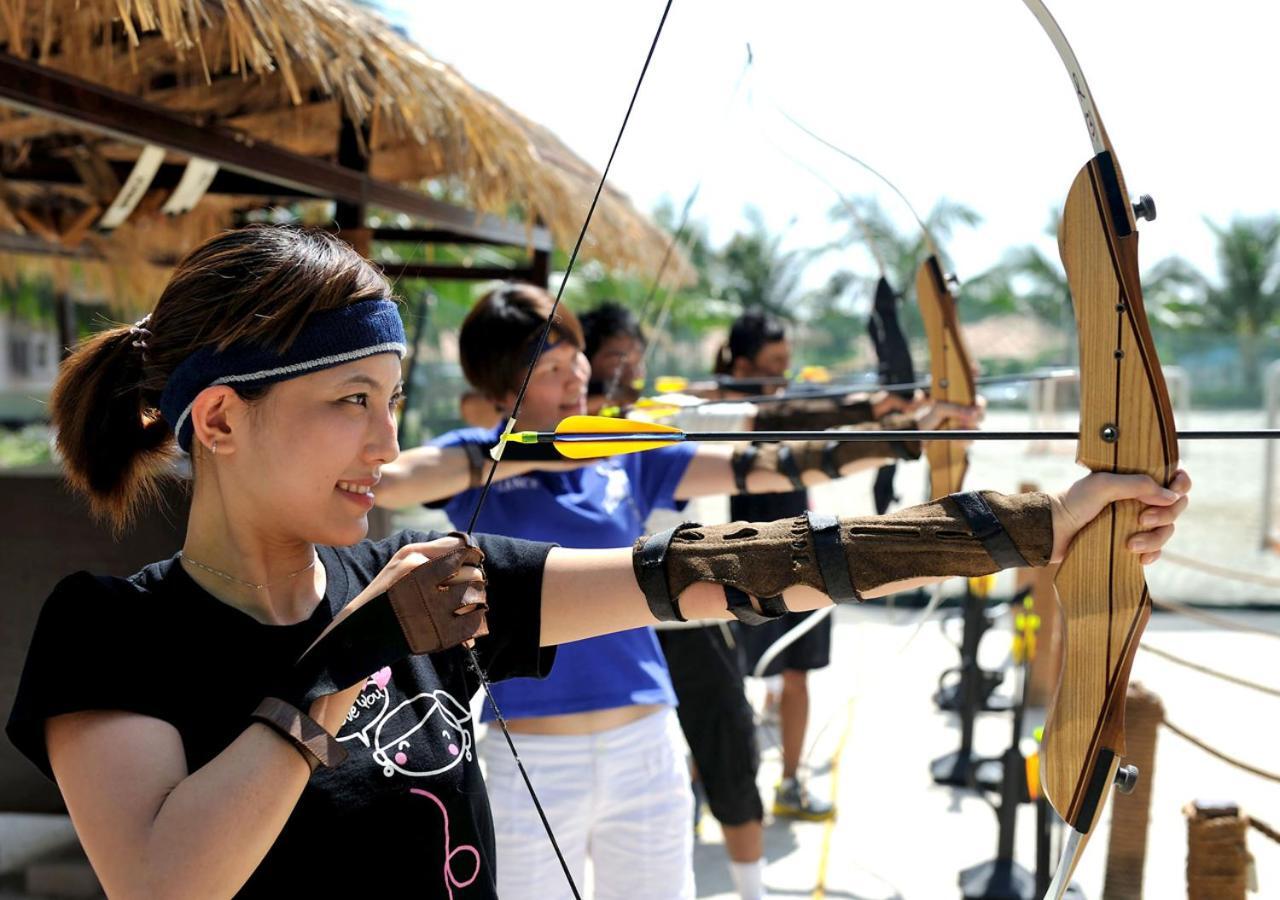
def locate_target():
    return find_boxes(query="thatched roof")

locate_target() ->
[0,0,693,309]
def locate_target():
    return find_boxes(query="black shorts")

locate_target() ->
[657,626,763,827]
[735,609,832,678]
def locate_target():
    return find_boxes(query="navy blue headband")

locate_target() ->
[159,299,406,453]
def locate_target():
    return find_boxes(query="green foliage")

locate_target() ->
[0,425,53,469]
[1144,214,1280,402]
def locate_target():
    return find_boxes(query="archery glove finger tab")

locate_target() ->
[262,533,489,771]
[632,491,1052,623]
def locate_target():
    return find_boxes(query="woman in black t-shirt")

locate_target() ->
[6,226,1189,899]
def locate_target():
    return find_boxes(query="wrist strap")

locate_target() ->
[806,512,862,604]
[251,697,348,773]
[775,444,805,491]
[723,585,789,625]
[633,526,688,622]
[462,441,489,489]
[820,440,842,480]
[732,444,758,494]
[947,491,1030,569]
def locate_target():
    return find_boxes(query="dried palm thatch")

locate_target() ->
[0,0,694,312]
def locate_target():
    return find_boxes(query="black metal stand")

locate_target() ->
[934,666,1014,714]
[930,583,988,786]
[933,585,1013,714]
[959,604,1036,900]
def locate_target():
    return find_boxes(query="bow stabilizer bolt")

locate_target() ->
[1114,764,1140,794]
[1132,194,1157,222]
[1100,424,1119,443]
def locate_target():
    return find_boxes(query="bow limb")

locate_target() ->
[916,256,977,499]
[1022,2,1179,895]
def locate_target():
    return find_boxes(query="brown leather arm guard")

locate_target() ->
[632,491,1052,625]
[751,394,876,431]
[257,534,488,771]
[730,414,922,492]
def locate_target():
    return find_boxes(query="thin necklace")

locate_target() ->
[177,550,318,591]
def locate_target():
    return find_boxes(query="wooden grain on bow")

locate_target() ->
[1020,2,1179,896]
[915,252,977,500]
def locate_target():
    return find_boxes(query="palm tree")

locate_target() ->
[714,206,808,320]
[1146,215,1280,398]
[821,195,982,339]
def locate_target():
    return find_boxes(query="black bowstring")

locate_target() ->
[458,3,677,897]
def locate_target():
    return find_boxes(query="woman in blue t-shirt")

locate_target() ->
[376,284,984,899]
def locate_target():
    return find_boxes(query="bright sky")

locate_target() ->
[386,1,1280,290]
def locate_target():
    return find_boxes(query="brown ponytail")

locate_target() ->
[50,324,175,535]
[49,225,392,533]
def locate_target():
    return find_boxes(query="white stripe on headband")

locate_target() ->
[173,341,407,448]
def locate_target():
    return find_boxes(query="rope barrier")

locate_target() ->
[1140,643,1280,698]
[1162,718,1280,783]
[1250,816,1280,846]
[1162,550,1280,589]
[1152,595,1280,640]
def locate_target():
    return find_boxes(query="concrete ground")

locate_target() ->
[683,602,1280,900]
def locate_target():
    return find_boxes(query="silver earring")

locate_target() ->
[211,441,218,455]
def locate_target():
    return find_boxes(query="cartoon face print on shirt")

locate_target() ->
[371,688,474,778]
[337,666,393,748]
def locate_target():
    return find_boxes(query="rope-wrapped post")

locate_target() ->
[1184,800,1254,899]
[1102,682,1164,899]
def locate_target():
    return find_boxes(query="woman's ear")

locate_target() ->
[189,386,243,456]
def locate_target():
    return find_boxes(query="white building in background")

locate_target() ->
[0,314,59,423]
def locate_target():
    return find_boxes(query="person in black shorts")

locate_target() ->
[717,312,833,820]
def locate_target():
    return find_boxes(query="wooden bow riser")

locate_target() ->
[917,255,976,499]
[1043,152,1179,851]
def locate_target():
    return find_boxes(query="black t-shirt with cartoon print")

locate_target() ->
[6,530,556,898]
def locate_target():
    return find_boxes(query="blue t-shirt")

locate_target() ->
[431,424,696,720]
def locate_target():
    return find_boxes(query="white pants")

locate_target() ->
[481,707,694,900]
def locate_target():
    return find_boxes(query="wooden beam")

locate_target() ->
[381,262,537,283]
[1,156,320,199]
[370,226,551,252]
[0,51,547,249]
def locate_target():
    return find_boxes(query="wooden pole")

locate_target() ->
[1184,800,1252,899]
[1102,682,1163,898]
